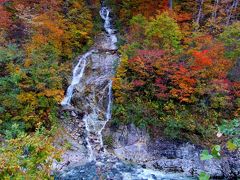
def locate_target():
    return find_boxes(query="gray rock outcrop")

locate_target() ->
[103,123,240,179]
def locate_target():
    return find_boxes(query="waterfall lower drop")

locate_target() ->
[99,80,112,147]
[80,80,112,161]
[58,3,195,180]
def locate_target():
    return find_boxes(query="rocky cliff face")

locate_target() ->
[103,123,240,179]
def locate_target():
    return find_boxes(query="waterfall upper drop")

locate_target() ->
[100,7,118,50]
[61,7,117,107]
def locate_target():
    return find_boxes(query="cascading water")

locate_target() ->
[56,3,196,180]
[61,50,96,106]
[100,7,118,50]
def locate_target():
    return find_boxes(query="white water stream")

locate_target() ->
[61,50,96,106]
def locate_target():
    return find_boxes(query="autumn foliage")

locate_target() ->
[0,0,94,178]
[112,2,240,142]
[0,0,239,177]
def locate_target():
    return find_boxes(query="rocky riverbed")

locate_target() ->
[102,123,240,179]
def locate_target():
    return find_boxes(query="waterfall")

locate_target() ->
[60,5,117,161]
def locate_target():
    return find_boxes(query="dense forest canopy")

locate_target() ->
[0,0,239,178]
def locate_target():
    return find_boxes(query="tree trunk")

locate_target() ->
[226,0,239,25]
[196,0,204,26]
[169,0,173,9]
[212,0,219,23]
